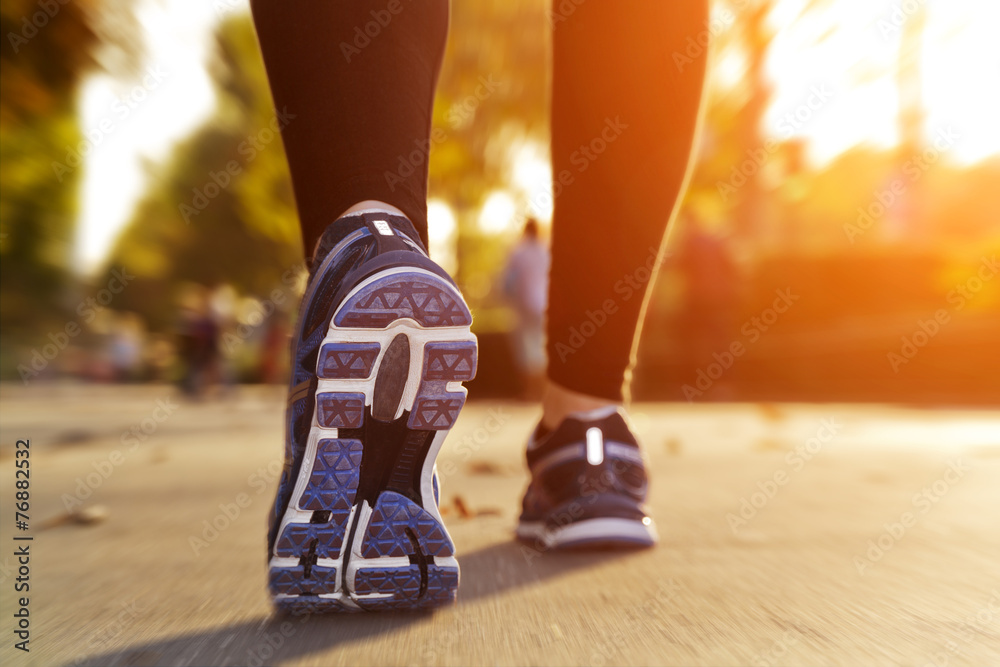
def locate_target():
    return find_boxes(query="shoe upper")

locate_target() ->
[520,407,652,528]
[269,212,446,554]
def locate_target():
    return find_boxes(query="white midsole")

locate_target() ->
[272,265,474,601]
[516,517,658,548]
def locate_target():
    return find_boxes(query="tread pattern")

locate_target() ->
[272,266,475,614]
[274,596,354,616]
[271,438,363,601]
[407,396,465,430]
[360,491,454,558]
[406,341,476,431]
[334,275,473,328]
[269,565,339,597]
[297,438,362,512]
[406,341,476,430]
[317,393,365,428]
[318,343,381,379]
[274,524,345,560]
[354,565,459,611]
[423,341,477,381]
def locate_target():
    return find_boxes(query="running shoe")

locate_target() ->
[268,210,477,613]
[516,406,657,549]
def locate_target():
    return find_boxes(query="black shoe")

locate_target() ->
[516,406,657,549]
[268,210,477,613]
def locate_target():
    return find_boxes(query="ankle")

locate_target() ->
[337,200,408,220]
[313,200,415,264]
[540,380,621,431]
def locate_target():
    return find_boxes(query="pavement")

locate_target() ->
[1,383,999,667]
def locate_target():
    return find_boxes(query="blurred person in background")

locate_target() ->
[209,283,238,395]
[175,284,219,399]
[107,311,146,382]
[250,0,706,612]
[258,310,290,384]
[501,218,549,399]
[144,334,176,384]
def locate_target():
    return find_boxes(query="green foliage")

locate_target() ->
[100,15,302,330]
[0,0,101,354]
[4,0,998,386]
[429,0,550,296]
[104,2,553,330]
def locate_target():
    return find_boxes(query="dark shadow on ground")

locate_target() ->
[70,540,643,667]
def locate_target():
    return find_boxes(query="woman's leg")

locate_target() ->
[250,0,449,252]
[252,1,477,613]
[544,0,709,423]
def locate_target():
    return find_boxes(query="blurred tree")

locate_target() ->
[104,1,551,330]
[0,0,141,373]
[429,0,549,304]
[100,15,302,331]
[0,0,101,355]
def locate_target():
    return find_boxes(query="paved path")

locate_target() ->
[1,385,998,666]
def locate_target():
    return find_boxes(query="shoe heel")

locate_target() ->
[272,266,476,613]
[269,437,363,613]
[350,491,460,610]
[408,341,478,430]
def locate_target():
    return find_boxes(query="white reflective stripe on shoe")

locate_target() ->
[586,427,604,465]
[528,440,645,476]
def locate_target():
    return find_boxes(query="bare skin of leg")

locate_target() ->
[338,200,407,219]
[540,380,619,431]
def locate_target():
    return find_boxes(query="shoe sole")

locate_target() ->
[269,266,477,613]
[516,517,658,550]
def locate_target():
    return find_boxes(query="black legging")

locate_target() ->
[250,0,707,402]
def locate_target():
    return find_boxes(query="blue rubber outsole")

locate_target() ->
[270,269,476,614]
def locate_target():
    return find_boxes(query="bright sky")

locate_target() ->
[74,0,1000,273]
[760,0,1000,166]
[74,0,226,273]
